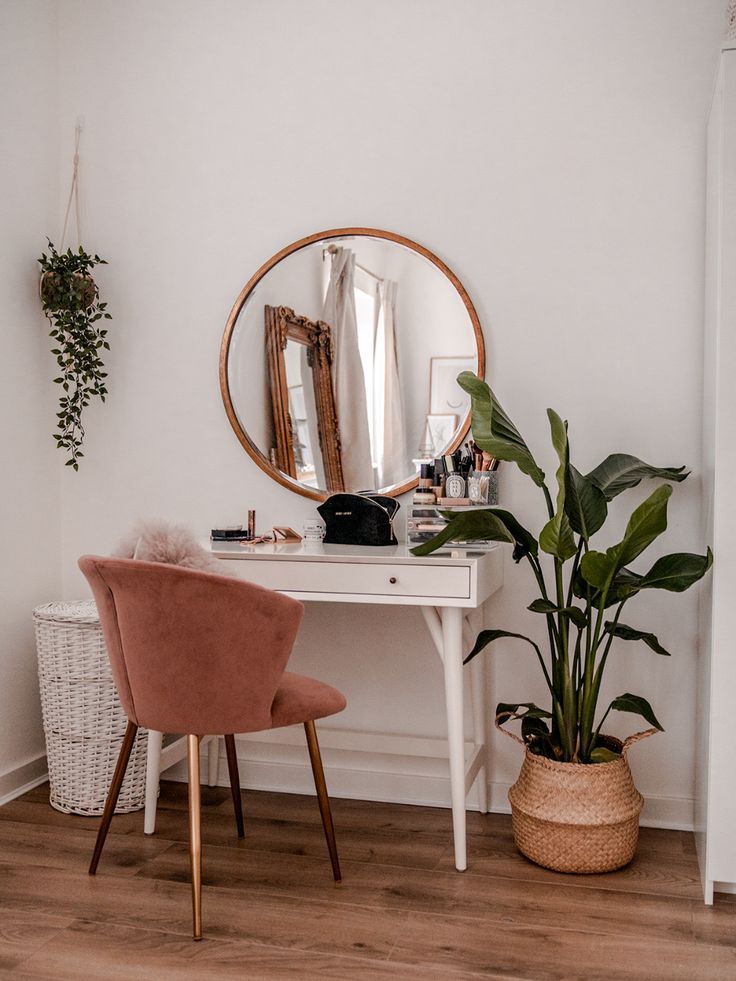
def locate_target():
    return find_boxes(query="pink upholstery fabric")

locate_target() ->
[78,556,346,735]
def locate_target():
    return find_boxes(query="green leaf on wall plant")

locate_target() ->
[604,622,671,656]
[586,453,688,501]
[539,409,577,561]
[456,372,546,486]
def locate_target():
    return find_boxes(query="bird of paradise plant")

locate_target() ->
[412,374,712,763]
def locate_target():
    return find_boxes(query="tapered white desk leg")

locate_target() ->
[464,609,489,815]
[144,730,163,835]
[441,606,467,872]
[469,653,489,813]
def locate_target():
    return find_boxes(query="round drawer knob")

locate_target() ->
[389,576,397,584]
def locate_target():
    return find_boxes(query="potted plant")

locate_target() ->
[412,373,712,873]
[38,240,112,470]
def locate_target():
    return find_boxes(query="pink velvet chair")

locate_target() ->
[79,556,346,940]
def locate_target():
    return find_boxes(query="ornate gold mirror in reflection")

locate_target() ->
[265,306,344,492]
[220,228,485,502]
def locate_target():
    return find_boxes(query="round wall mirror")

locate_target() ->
[220,228,485,501]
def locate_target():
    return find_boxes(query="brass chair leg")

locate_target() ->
[187,734,203,941]
[224,734,245,839]
[89,720,138,875]
[304,720,341,882]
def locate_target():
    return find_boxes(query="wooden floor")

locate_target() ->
[0,782,734,980]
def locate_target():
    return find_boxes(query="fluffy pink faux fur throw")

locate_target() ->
[113,520,235,576]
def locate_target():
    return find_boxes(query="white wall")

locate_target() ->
[0,1,61,800]
[50,0,725,825]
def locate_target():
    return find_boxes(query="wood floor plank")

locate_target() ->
[437,830,703,900]
[136,838,699,946]
[387,909,736,981]
[0,910,74,974]
[0,819,173,878]
[11,919,486,981]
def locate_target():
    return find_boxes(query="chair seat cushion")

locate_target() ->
[269,671,347,729]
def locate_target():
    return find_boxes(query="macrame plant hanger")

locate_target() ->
[60,122,83,251]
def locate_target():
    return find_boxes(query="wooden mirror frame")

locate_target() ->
[265,305,345,492]
[220,227,486,502]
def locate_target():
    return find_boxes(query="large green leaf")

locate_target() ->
[586,454,687,501]
[464,629,543,665]
[636,548,713,592]
[565,464,607,540]
[457,372,546,487]
[539,409,577,561]
[589,746,621,763]
[607,692,664,731]
[604,622,670,656]
[496,701,553,721]
[409,509,513,557]
[528,598,588,628]
[410,508,538,562]
[580,485,672,592]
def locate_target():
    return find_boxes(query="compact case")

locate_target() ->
[317,494,400,547]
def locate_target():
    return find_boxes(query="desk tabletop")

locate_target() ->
[210,540,498,567]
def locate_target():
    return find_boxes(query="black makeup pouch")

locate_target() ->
[317,494,400,546]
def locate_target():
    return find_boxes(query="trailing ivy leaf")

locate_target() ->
[586,453,687,501]
[539,410,577,561]
[528,598,588,628]
[604,622,670,656]
[456,372,546,486]
[607,692,664,731]
[565,464,607,540]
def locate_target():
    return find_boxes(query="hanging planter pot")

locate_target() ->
[40,267,97,312]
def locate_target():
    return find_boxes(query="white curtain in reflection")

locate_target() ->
[323,248,375,490]
[374,279,406,487]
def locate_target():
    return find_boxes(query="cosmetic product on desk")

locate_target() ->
[303,518,326,542]
[413,462,437,505]
[211,526,248,542]
[443,454,466,499]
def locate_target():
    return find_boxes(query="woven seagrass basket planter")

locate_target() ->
[507,733,651,874]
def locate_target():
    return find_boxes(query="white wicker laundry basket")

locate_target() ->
[33,601,148,815]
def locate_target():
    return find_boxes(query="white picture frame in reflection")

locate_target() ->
[425,413,458,456]
[429,356,476,417]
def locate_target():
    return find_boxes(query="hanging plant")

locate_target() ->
[38,241,112,470]
[39,123,112,470]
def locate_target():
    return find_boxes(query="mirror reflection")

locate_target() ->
[222,231,484,499]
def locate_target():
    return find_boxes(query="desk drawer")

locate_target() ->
[228,560,470,600]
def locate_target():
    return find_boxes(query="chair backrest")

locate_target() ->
[78,555,304,735]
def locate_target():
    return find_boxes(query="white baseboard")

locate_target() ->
[0,754,48,807]
[163,727,695,831]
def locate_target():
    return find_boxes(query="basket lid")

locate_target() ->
[32,600,99,625]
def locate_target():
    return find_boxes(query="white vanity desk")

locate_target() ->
[210,539,504,872]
